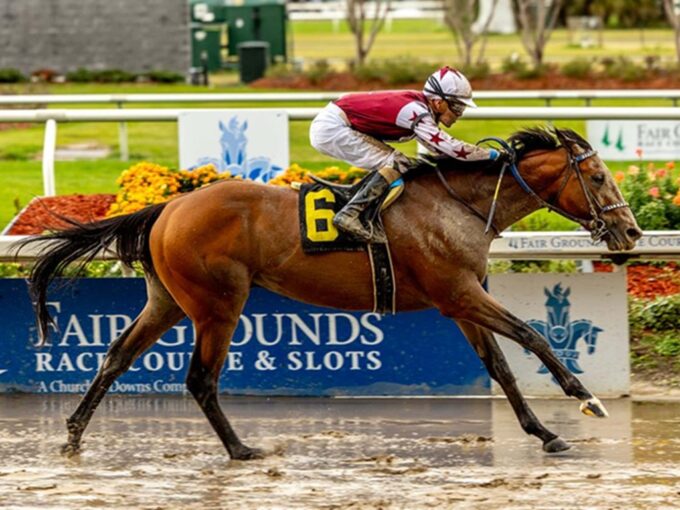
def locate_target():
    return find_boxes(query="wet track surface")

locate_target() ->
[0,395,678,509]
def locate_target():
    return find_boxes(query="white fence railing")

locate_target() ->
[2,106,680,197]
[2,90,680,107]
[3,232,679,262]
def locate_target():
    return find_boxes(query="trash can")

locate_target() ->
[238,41,270,83]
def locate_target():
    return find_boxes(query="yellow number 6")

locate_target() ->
[305,189,339,242]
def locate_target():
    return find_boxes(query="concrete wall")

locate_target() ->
[0,0,190,75]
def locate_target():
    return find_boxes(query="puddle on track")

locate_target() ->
[0,395,678,509]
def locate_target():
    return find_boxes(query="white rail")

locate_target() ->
[2,90,680,106]
[2,106,680,122]
[2,232,679,262]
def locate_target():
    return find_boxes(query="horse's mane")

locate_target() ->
[406,126,592,178]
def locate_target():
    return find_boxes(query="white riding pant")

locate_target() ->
[309,102,399,172]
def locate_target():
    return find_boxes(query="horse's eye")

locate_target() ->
[591,173,606,186]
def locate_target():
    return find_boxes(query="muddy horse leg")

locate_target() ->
[457,319,570,452]
[442,281,608,419]
[184,288,262,461]
[62,275,185,456]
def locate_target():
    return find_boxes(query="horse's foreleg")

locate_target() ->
[185,293,263,461]
[443,282,608,419]
[456,319,570,453]
[62,275,185,456]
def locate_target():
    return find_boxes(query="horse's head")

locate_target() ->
[510,127,642,251]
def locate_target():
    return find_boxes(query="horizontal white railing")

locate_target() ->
[2,106,680,122]
[2,232,679,262]
[2,90,680,106]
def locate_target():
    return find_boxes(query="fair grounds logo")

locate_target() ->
[526,284,603,382]
[601,123,625,153]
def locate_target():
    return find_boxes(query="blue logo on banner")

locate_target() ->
[191,117,283,182]
[0,279,489,396]
[526,283,602,380]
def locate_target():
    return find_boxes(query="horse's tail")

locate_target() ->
[14,203,167,343]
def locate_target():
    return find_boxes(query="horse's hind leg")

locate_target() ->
[442,281,608,419]
[61,274,185,456]
[184,285,262,460]
[457,320,570,453]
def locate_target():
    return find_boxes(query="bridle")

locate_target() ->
[545,146,629,241]
[435,136,630,241]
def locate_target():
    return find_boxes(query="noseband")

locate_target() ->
[478,137,630,241]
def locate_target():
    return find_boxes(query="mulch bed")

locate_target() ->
[252,69,680,92]
[5,194,115,235]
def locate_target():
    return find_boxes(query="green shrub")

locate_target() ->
[460,62,491,80]
[304,59,331,85]
[66,68,95,83]
[601,56,646,82]
[501,55,527,74]
[93,69,137,83]
[0,68,27,83]
[355,58,438,85]
[146,70,184,83]
[561,58,593,79]
[515,64,549,80]
[266,63,296,79]
[354,64,383,83]
[630,294,680,332]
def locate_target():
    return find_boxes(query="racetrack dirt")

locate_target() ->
[1,395,678,509]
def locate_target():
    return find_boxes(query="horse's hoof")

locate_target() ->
[231,445,265,461]
[580,397,609,418]
[60,442,81,457]
[543,437,571,453]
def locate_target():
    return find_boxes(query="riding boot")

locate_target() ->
[333,166,401,242]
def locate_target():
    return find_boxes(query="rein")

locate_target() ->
[433,165,501,236]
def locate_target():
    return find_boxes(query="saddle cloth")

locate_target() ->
[297,178,400,314]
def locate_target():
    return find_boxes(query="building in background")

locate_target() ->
[0,0,190,76]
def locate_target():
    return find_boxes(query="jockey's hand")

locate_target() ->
[393,153,418,174]
[495,149,514,166]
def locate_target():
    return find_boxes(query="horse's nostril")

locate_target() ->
[627,227,643,240]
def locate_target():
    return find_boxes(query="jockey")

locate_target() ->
[309,66,504,242]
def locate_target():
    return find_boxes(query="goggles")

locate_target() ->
[447,100,466,116]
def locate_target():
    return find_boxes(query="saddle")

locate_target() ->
[296,173,404,314]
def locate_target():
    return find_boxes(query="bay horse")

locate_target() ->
[17,127,642,459]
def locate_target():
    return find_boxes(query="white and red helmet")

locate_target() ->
[423,66,477,108]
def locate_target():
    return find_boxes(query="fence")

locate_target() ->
[2,105,680,196]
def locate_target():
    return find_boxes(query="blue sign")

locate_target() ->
[0,279,489,396]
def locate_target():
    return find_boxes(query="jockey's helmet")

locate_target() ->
[423,67,477,108]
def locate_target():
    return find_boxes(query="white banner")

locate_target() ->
[587,120,680,160]
[178,110,289,182]
[488,271,629,397]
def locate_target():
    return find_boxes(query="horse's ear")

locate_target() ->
[554,128,585,154]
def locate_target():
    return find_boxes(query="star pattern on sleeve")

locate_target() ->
[453,146,471,159]
[409,111,419,122]
[430,131,444,145]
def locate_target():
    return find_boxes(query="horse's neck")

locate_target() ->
[426,164,549,233]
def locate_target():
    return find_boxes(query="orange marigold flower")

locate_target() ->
[648,187,660,198]
[665,161,675,170]
[614,171,625,183]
